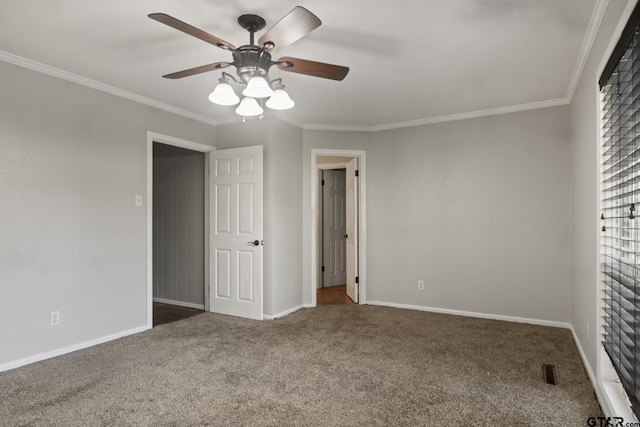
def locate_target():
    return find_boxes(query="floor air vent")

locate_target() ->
[542,364,557,385]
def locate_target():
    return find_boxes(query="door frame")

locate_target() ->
[146,131,214,328]
[310,149,367,306]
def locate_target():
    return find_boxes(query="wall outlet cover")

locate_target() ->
[50,311,60,326]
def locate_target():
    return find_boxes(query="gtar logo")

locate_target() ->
[586,417,624,427]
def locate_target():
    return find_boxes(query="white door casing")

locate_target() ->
[322,169,347,287]
[310,149,366,307]
[210,145,263,320]
[345,158,358,303]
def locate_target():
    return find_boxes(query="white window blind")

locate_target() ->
[600,7,640,419]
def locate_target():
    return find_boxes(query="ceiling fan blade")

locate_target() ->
[276,57,349,81]
[149,13,235,51]
[162,62,232,79]
[258,6,321,51]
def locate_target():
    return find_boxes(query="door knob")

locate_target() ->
[247,240,260,246]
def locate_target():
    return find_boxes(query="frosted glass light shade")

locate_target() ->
[266,89,295,110]
[242,76,274,98]
[235,97,263,116]
[208,83,239,106]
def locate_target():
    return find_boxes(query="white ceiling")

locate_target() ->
[0,0,600,130]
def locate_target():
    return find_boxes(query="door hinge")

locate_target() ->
[355,276,359,284]
[355,170,359,177]
[322,266,325,272]
[322,179,325,185]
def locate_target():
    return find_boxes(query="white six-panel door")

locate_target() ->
[345,158,358,303]
[210,146,263,320]
[322,169,347,287]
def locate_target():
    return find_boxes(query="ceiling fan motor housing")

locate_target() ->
[233,45,274,83]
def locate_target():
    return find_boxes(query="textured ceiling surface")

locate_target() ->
[0,0,598,128]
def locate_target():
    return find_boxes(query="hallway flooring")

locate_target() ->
[316,285,355,305]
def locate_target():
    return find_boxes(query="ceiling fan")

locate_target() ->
[149,6,349,117]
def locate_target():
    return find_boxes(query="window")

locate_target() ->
[600,4,640,420]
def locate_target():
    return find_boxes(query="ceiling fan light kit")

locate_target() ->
[266,88,295,110]
[242,75,275,99]
[149,6,349,121]
[208,79,239,106]
[235,97,263,117]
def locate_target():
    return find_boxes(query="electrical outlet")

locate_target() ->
[50,311,60,326]
[135,195,143,207]
[418,280,425,291]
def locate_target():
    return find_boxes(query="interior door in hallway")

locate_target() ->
[322,169,346,287]
[345,158,358,303]
[210,145,263,320]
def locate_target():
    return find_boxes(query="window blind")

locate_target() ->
[600,9,640,420]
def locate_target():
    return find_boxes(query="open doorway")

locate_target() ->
[152,142,206,325]
[146,132,214,328]
[311,150,367,306]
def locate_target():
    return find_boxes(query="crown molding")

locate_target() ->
[0,50,218,127]
[303,123,372,132]
[370,98,570,131]
[304,98,569,133]
[566,0,610,101]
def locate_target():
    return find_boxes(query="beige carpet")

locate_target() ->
[0,305,602,426]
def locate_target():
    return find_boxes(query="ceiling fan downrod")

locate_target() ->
[237,14,266,46]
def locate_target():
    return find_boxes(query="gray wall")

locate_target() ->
[570,0,629,377]
[153,143,205,307]
[269,119,304,315]
[303,105,573,323]
[216,117,303,317]
[0,60,215,367]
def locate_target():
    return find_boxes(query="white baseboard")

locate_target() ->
[571,326,639,422]
[569,326,612,417]
[264,304,305,320]
[0,325,150,373]
[153,297,205,310]
[366,301,572,329]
